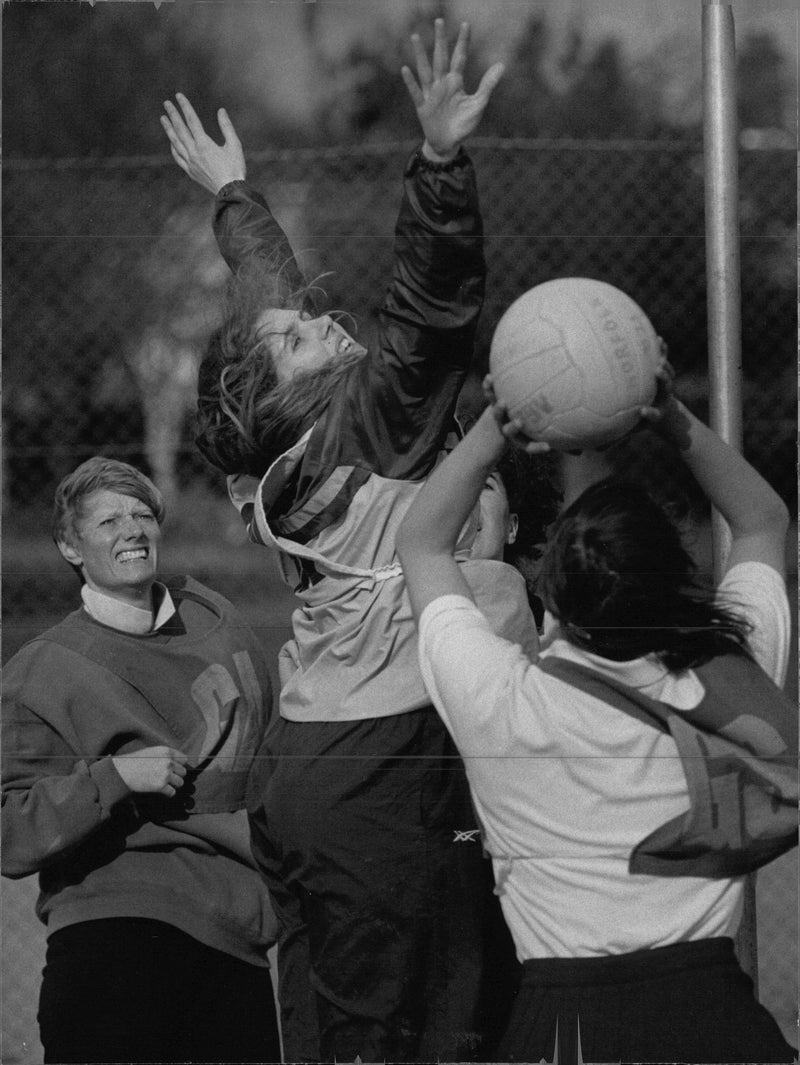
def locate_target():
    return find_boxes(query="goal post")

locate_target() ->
[701,0,758,991]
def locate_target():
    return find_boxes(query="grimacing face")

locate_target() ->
[256,308,368,385]
[58,489,161,606]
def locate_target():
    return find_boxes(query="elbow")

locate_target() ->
[750,494,791,539]
[1,811,63,879]
[2,862,38,881]
[396,510,439,568]
[1,840,43,879]
[771,496,791,537]
[729,493,791,551]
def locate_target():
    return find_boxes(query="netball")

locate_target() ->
[4,5,796,1064]
[489,277,661,450]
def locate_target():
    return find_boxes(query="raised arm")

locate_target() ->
[644,381,790,579]
[402,20,505,166]
[387,20,503,352]
[355,23,503,477]
[397,399,549,619]
[161,94,306,289]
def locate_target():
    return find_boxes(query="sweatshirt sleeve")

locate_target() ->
[298,147,486,500]
[212,179,308,300]
[1,691,131,880]
[356,147,486,479]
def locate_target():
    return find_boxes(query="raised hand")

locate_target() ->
[638,342,679,425]
[161,94,246,195]
[112,745,189,798]
[401,20,505,161]
[637,349,694,451]
[482,374,552,455]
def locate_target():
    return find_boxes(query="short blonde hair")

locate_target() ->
[52,457,165,547]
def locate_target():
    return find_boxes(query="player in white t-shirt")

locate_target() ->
[396,366,796,1064]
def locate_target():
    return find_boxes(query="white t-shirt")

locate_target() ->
[418,561,790,961]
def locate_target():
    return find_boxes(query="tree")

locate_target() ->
[3,5,221,157]
[298,0,460,143]
[557,38,646,139]
[471,16,557,138]
[737,32,792,133]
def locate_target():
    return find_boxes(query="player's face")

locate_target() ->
[471,473,518,561]
[256,308,367,386]
[60,489,161,605]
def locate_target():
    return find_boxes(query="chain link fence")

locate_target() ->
[3,142,797,1061]
[4,140,796,510]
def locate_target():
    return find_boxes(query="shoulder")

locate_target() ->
[166,574,270,662]
[3,611,96,702]
[418,591,536,693]
[167,575,259,623]
[166,574,230,608]
[719,558,786,598]
[419,592,489,638]
[167,574,256,631]
[717,560,790,683]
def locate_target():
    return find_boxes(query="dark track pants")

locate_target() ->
[38,918,280,1064]
[498,936,796,1064]
[248,706,520,1063]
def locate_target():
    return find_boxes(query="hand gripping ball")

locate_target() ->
[489,278,660,450]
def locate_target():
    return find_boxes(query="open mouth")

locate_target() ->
[336,332,366,358]
[117,548,149,563]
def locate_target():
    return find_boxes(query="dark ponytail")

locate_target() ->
[539,478,752,670]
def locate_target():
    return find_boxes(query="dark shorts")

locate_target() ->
[248,706,520,1063]
[38,918,280,1064]
[498,936,796,1064]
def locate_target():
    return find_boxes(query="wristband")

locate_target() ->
[409,145,467,174]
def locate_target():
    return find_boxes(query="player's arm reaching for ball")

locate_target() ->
[641,366,789,579]
[397,386,549,621]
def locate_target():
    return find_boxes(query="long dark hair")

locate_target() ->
[195,257,362,476]
[497,446,562,567]
[538,478,751,670]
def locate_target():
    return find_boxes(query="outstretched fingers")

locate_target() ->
[482,380,550,454]
[161,97,209,168]
[400,64,425,109]
[473,61,506,107]
[161,100,190,149]
[449,22,470,76]
[161,94,212,156]
[431,18,449,80]
[160,116,184,162]
[216,107,242,152]
[502,417,551,455]
[175,92,206,140]
[410,32,433,89]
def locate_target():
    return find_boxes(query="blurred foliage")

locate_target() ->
[305,7,796,144]
[2,3,301,157]
[4,3,795,157]
[737,32,793,132]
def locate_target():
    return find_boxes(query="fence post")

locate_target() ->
[701,0,758,992]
